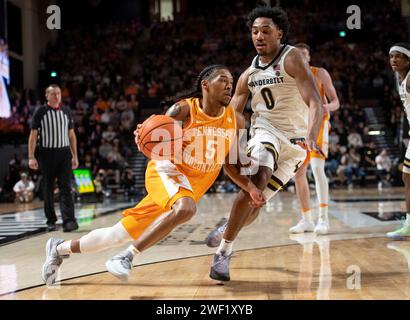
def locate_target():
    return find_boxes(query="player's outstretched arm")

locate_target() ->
[285,49,323,152]
[318,67,340,112]
[230,68,251,113]
[223,112,266,208]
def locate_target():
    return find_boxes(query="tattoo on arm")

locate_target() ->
[166,104,181,117]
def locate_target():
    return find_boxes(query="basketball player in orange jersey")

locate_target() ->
[207,6,324,282]
[289,43,340,235]
[41,65,266,284]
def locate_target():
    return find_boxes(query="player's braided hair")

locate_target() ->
[161,64,228,111]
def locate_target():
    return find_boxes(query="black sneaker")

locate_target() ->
[47,223,57,232]
[63,221,79,232]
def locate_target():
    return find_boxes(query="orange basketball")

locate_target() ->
[137,115,183,160]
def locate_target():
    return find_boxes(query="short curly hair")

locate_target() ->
[247,5,290,41]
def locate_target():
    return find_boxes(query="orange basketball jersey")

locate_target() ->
[309,66,330,160]
[121,98,238,240]
[174,97,237,196]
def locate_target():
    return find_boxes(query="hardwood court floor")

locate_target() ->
[0,200,43,215]
[0,188,409,300]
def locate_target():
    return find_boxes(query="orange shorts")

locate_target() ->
[121,160,196,239]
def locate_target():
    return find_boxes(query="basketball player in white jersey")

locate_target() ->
[289,43,340,235]
[386,43,410,240]
[208,5,324,281]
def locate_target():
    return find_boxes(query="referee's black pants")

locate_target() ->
[36,147,76,226]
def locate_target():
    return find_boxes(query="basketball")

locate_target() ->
[137,115,183,160]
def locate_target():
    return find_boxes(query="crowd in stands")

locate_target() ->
[1,0,409,201]
[1,21,147,201]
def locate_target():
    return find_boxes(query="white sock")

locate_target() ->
[79,222,133,253]
[319,205,329,222]
[406,214,410,226]
[302,210,313,223]
[57,240,72,256]
[311,158,329,203]
[125,245,140,260]
[216,239,233,256]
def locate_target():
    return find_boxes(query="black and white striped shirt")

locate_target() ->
[31,105,74,149]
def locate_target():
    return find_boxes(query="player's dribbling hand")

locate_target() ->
[248,186,266,208]
[134,124,142,151]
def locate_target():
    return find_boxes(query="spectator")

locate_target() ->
[348,128,363,148]
[329,131,340,145]
[121,168,137,197]
[93,169,111,198]
[326,143,341,181]
[341,147,366,189]
[108,143,126,169]
[360,141,377,171]
[13,172,35,203]
[390,105,405,145]
[125,80,139,97]
[375,149,392,189]
[102,125,117,142]
[98,139,113,159]
[100,154,120,184]
[361,126,372,145]
[120,104,135,132]
[114,95,128,112]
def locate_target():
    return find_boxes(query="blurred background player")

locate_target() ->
[386,43,410,240]
[13,172,34,203]
[41,65,266,284]
[289,43,340,235]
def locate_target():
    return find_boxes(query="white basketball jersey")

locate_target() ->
[398,70,410,131]
[248,45,308,140]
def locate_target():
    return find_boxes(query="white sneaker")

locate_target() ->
[289,219,315,233]
[105,250,134,281]
[314,220,330,235]
[41,238,69,285]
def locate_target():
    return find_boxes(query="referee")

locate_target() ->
[28,84,79,232]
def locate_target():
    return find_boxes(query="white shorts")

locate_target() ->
[403,145,410,174]
[246,128,307,200]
